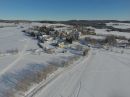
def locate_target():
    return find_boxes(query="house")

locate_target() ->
[51,37,65,47]
[37,35,52,43]
[69,31,81,41]
[49,30,59,37]
[74,31,81,39]
[23,29,39,37]
[116,39,129,48]
[58,42,65,48]
[42,35,53,41]
[56,38,65,48]
[82,27,95,35]
[66,35,73,44]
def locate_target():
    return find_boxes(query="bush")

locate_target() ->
[105,35,116,45]
[6,49,18,54]
[11,63,58,94]
[86,30,96,35]
[38,26,55,35]
[1,55,81,96]
[83,48,90,56]
[2,90,15,97]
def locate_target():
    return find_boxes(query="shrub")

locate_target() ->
[83,48,90,56]
[105,35,117,45]
[6,49,18,54]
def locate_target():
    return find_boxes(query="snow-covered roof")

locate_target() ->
[116,39,129,44]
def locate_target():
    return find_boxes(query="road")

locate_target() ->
[34,50,130,97]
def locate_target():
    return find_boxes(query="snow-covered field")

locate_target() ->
[0,22,130,97]
[106,22,130,29]
[0,23,17,28]
[94,22,130,39]
[0,22,79,97]
[95,29,130,39]
[35,49,130,97]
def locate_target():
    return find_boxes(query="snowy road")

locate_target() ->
[34,50,130,97]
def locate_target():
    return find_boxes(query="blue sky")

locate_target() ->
[0,0,130,20]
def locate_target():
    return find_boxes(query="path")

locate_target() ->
[34,50,130,97]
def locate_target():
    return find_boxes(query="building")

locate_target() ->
[116,39,129,48]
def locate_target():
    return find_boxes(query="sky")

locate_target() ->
[0,0,130,20]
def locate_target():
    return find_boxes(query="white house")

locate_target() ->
[116,39,129,48]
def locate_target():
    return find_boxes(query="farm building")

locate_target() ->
[116,39,129,48]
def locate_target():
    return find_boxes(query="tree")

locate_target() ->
[105,35,116,45]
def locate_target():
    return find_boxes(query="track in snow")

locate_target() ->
[34,50,130,97]
[29,51,94,97]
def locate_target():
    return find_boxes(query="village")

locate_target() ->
[1,0,130,96]
[22,23,130,55]
[0,21,130,97]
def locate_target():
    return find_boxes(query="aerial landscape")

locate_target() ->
[0,0,130,97]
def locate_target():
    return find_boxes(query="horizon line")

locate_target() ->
[0,19,130,22]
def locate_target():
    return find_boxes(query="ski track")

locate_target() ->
[33,50,130,97]
[31,51,93,97]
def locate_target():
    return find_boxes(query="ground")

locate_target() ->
[0,22,130,97]
[0,22,82,97]
[35,49,130,97]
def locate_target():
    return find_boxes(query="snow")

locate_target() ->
[95,28,130,38]
[34,49,130,97]
[106,22,130,29]
[0,22,17,27]
[80,35,105,40]
[0,22,82,97]
[0,22,130,97]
